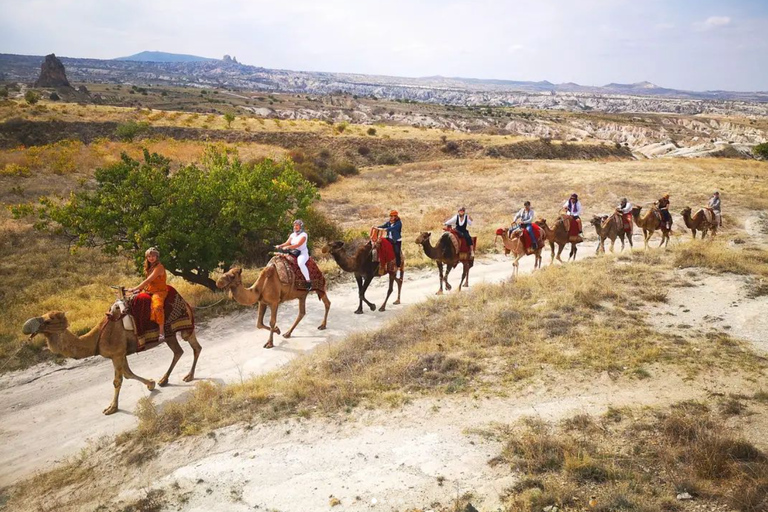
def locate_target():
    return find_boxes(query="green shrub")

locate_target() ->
[367,127,377,136]
[115,121,150,142]
[753,143,768,160]
[24,90,39,105]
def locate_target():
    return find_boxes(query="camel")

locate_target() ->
[680,207,718,239]
[535,217,581,264]
[495,227,543,276]
[21,308,201,415]
[415,231,473,295]
[590,213,632,254]
[216,266,330,349]
[321,240,403,314]
[632,205,671,249]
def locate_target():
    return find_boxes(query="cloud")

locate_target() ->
[655,23,675,30]
[694,16,732,31]
[508,44,525,53]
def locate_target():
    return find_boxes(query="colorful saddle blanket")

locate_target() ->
[270,254,326,292]
[444,228,476,260]
[126,286,194,350]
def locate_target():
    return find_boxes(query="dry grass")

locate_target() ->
[497,402,768,512]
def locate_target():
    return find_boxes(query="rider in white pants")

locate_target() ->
[276,219,311,289]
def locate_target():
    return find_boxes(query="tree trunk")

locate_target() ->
[173,268,219,291]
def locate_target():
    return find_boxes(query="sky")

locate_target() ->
[1,0,767,92]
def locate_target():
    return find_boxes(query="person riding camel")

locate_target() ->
[276,219,312,290]
[656,193,672,230]
[376,210,403,268]
[708,191,722,226]
[444,206,474,257]
[617,197,633,231]
[127,247,168,341]
[512,201,537,250]
[563,193,583,235]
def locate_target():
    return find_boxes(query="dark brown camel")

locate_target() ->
[415,231,473,295]
[322,240,403,314]
[590,212,632,254]
[680,207,718,239]
[632,205,671,249]
[535,217,581,264]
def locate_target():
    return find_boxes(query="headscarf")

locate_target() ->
[293,219,305,234]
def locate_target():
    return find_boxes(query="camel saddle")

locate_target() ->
[443,228,476,260]
[269,254,326,293]
[702,207,716,225]
[509,224,542,254]
[121,286,194,351]
[605,212,632,234]
[560,215,583,243]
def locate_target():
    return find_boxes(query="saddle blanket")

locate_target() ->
[270,254,326,292]
[127,286,194,350]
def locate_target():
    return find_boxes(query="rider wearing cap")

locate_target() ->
[708,191,722,226]
[445,206,474,256]
[563,193,583,234]
[377,210,403,267]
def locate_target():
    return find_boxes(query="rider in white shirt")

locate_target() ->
[563,193,583,234]
[512,201,537,249]
[276,219,311,289]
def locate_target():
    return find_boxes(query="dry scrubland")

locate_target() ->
[2,96,768,511]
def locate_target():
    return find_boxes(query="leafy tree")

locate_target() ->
[16,148,318,290]
[24,90,39,105]
[115,121,150,141]
[753,142,768,160]
[367,127,377,136]
[224,112,235,128]
[0,87,8,98]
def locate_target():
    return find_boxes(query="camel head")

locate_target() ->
[322,241,345,255]
[414,232,431,245]
[631,205,642,215]
[22,311,69,341]
[535,218,548,229]
[680,207,692,217]
[590,215,606,227]
[216,267,243,291]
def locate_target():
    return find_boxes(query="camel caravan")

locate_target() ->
[20,193,722,414]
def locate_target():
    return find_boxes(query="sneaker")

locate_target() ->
[158,333,165,342]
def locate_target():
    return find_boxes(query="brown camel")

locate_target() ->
[415,231,473,294]
[495,227,543,276]
[321,239,403,314]
[535,217,581,264]
[680,207,718,239]
[590,213,632,254]
[632,205,670,249]
[216,265,330,349]
[21,308,201,415]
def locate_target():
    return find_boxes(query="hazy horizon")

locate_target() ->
[1,0,766,93]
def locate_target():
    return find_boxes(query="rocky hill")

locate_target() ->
[2,53,767,117]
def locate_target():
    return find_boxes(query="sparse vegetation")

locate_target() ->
[754,142,768,160]
[115,120,150,141]
[24,90,39,105]
[224,112,235,128]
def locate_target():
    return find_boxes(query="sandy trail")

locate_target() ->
[0,237,609,486]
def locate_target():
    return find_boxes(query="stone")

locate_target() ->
[676,492,693,500]
[34,54,70,88]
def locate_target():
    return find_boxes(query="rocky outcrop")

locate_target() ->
[34,54,70,88]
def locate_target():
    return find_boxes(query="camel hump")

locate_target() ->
[439,232,458,258]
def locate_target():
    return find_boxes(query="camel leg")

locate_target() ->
[609,237,616,253]
[257,302,280,335]
[569,243,578,261]
[436,262,445,295]
[379,273,395,312]
[393,267,403,305]
[354,274,365,314]
[464,262,470,288]
[317,292,330,330]
[643,229,650,250]
[104,359,124,415]
[360,274,376,311]
[283,296,306,338]
[158,334,183,386]
[549,241,555,265]
[121,356,156,391]
[444,265,454,291]
[556,243,566,263]
[181,330,201,382]
[264,302,278,348]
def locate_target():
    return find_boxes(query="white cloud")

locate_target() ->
[694,16,732,31]
[508,44,525,52]
[655,23,675,30]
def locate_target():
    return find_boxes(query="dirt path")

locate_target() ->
[0,238,610,486]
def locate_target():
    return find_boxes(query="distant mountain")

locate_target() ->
[114,51,218,63]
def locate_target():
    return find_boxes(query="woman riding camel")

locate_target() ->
[563,193,583,235]
[276,219,312,290]
[127,247,168,341]
[376,210,403,268]
[656,193,672,230]
[618,197,633,223]
[512,201,537,250]
[444,206,474,256]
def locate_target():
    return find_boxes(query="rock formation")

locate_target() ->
[34,54,70,88]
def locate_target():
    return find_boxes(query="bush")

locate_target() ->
[753,142,768,160]
[0,87,9,98]
[357,146,371,156]
[49,92,60,101]
[224,112,235,128]
[16,149,318,290]
[115,120,150,142]
[332,161,359,177]
[378,153,398,165]
[367,127,377,136]
[24,90,39,105]
[442,141,459,153]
